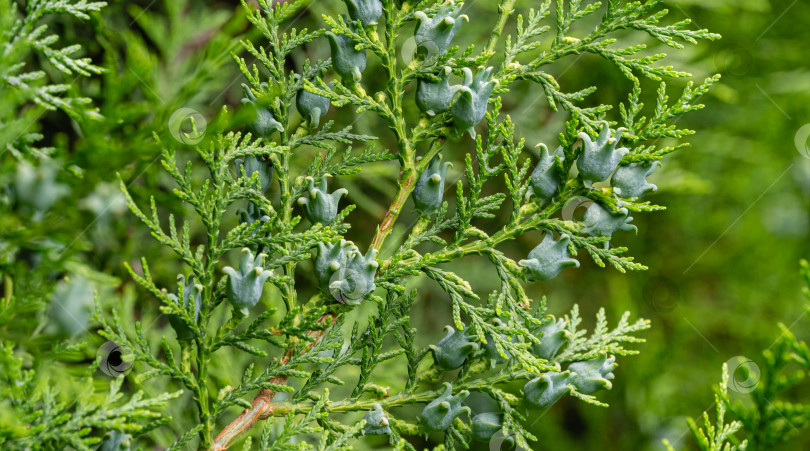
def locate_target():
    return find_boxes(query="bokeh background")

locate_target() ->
[2,0,809,449]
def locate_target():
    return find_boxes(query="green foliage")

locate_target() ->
[671,261,810,451]
[0,0,104,157]
[0,341,179,449]
[0,1,268,449]
[102,0,721,446]
[0,0,738,449]
[0,2,194,449]
[666,365,748,451]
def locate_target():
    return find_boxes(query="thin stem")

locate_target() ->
[196,345,213,449]
[371,136,446,251]
[3,274,12,306]
[210,312,338,450]
[485,0,517,55]
[271,368,533,417]
[370,166,416,251]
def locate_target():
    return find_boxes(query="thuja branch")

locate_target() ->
[211,312,338,451]
[372,137,446,250]
[110,0,720,449]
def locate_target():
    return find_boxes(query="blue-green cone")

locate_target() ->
[418,382,471,432]
[326,21,366,84]
[576,122,630,187]
[100,431,131,451]
[470,413,504,442]
[416,66,461,116]
[328,247,378,305]
[241,84,283,138]
[429,325,479,371]
[450,67,498,138]
[239,202,270,231]
[581,202,636,247]
[523,371,573,409]
[362,403,392,435]
[413,1,468,58]
[413,154,452,215]
[529,144,565,205]
[568,354,616,394]
[223,248,273,315]
[297,175,348,224]
[236,155,273,193]
[611,161,660,198]
[296,82,333,128]
[13,160,69,215]
[519,231,579,282]
[530,317,572,360]
[167,274,202,341]
[482,318,512,368]
[314,239,357,288]
[49,276,93,337]
[343,0,383,26]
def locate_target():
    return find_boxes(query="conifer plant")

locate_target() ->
[100,0,721,449]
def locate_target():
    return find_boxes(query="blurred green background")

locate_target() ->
[3,0,809,449]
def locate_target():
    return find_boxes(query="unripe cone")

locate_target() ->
[418,382,471,432]
[413,154,452,215]
[223,248,273,315]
